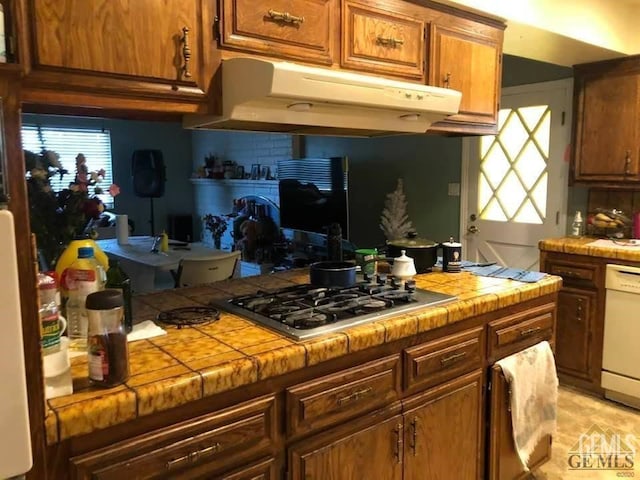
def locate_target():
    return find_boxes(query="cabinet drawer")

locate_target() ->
[219,0,336,65]
[286,355,401,438]
[404,326,484,392]
[488,303,555,362]
[547,261,597,286]
[70,396,277,479]
[341,0,426,80]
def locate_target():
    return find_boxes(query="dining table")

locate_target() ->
[95,236,230,293]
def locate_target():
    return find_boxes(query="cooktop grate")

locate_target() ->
[156,306,220,329]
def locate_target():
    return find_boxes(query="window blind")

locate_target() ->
[21,125,115,206]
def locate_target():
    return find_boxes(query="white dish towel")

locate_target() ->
[496,340,558,471]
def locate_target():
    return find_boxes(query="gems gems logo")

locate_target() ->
[567,424,636,476]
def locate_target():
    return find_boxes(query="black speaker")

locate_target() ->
[168,214,193,243]
[132,150,165,198]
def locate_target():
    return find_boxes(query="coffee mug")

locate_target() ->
[441,239,462,273]
[355,248,378,276]
[42,314,67,354]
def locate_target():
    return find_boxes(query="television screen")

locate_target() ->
[277,157,349,238]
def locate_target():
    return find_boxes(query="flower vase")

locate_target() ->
[214,236,222,250]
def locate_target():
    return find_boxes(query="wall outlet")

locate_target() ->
[448,183,461,196]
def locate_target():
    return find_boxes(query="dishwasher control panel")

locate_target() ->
[606,264,640,292]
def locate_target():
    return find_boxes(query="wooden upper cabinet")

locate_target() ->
[428,21,503,134]
[572,59,640,184]
[25,0,213,110]
[341,0,426,81]
[218,0,336,65]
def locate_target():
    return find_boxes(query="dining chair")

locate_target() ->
[172,251,241,288]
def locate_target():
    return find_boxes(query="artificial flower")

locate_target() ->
[25,149,119,269]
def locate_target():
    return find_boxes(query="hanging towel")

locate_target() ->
[496,340,558,471]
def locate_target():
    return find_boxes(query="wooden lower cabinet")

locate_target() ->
[289,406,403,480]
[289,370,484,480]
[540,251,605,393]
[69,396,277,479]
[220,457,278,480]
[556,287,597,381]
[488,366,552,480]
[403,370,484,480]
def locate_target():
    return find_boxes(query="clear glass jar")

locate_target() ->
[86,290,129,387]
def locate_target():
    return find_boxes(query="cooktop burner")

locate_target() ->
[212,279,456,340]
[157,306,220,329]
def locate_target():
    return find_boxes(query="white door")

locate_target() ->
[461,79,572,270]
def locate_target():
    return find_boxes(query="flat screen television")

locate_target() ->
[277,157,349,239]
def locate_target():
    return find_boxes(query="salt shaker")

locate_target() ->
[86,289,130,387]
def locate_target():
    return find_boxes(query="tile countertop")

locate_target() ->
[539,236,640,262]
[44,268,561,445]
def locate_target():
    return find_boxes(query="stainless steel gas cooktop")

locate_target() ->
[212,279,456,340]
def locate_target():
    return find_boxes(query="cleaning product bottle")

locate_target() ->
[571,211,583,237]
[56,236,109,301]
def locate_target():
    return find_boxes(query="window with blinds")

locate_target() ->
[21,125,115,206]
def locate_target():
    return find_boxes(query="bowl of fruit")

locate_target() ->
[587,209,632,238]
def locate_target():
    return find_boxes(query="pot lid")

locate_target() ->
[388,237,437,248]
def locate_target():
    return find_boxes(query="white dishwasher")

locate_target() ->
[602,263,640,409]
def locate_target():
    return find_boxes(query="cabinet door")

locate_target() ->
[341,0,426,81]
[573,70,640,182]
[289,410,403,480]
[487,365,551,480]
[556,287,597,381]
[403,370,484,480]
[28,0,211,106]
[429,23,502,134]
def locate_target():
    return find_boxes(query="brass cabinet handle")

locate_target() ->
[394,423,404,464]
[443,72,452,88]
[554,268,581,278]
[410,417,418,456]
[336,386,373,406]
[166,442,221,470]
[625,150,632,175]
[519,326,541,337]
[268,9,304,24]
[377,36,404,47]
[181,26,192,79]
[440,351,467,366]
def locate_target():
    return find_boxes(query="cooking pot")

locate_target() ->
[386,236,438,273]
[310,261,357,287]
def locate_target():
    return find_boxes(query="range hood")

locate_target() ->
[183,58,462,137]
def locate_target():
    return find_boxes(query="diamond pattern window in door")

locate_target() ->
[478,105,551,224]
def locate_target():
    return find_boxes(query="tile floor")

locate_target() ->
[534,386,640,479]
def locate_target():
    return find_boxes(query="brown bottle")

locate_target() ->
[86,290,130,387]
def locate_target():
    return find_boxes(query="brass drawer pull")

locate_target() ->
[394,423,404,464]
[268,9,305,24]
[443,72,451,88]
[166,442,221,470]
[519,326,541,337]
[625,150,632,175]
[336,386,373,406]
[410,417,418,456]
[554,268,583,279]
[181,26,192,79]
[440,351,467,366]
[377,36,404,47]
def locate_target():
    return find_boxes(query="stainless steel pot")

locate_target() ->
[309,261,357,287]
